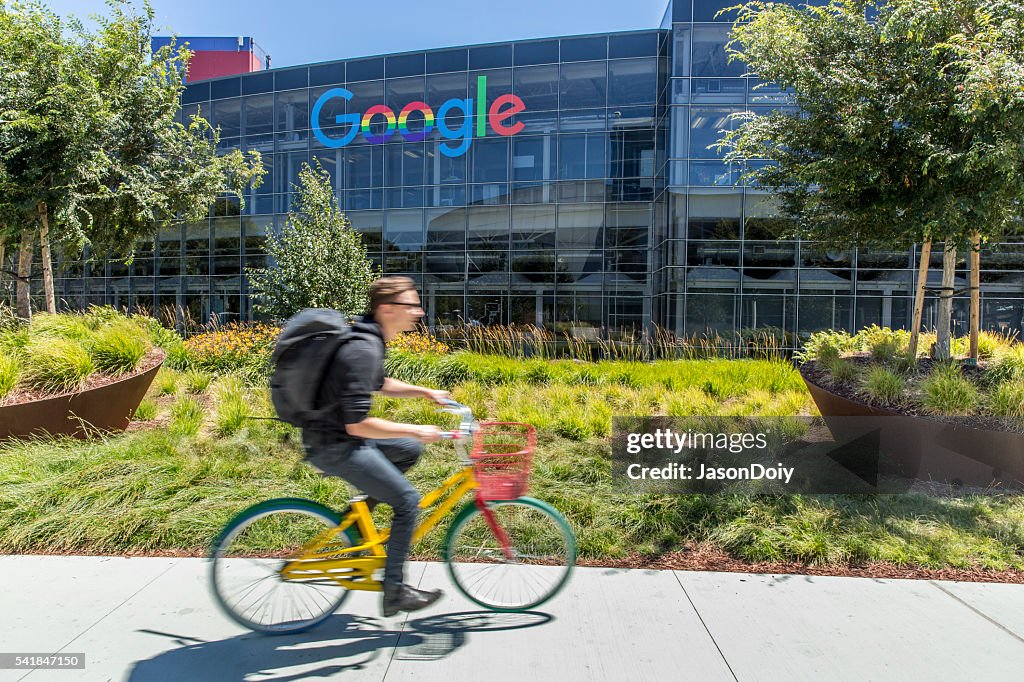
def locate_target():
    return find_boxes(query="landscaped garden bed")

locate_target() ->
[0,308,164,438]
[1,310,1023,581]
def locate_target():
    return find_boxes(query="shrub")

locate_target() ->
[990,381,1024,419]
[855,325,909,362]
[796,330,855,363]
[170,395,204,436]
[133,399,157,421]
[385,350,442,386]
[920,363,980,415]
[21,339,94,394]
[89,323,149,376]
[0,354,20,399]
[860,366,905,405]
[389,331,450,354]
[182,322,278,382]
[184,370,212,394]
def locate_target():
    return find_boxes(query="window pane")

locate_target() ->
[514,65,560,111]
[559,61,607,109]
[608,59,657,106]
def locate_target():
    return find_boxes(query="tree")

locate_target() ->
[247,161,379,319]
[0,0,264,319]
[77,2,264,258]
[722,0,1024,360]
[0,1,98,318]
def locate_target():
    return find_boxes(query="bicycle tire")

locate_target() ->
[444,496,576,612]
[209,497,352,634]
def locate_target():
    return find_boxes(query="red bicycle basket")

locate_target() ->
[471,422,536,500]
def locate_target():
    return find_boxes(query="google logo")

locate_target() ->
[311,75,525,157]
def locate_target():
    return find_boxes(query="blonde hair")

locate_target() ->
[369,276,416,314]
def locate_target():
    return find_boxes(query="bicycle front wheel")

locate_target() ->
[210,498,352,634]
[444,497,576,612]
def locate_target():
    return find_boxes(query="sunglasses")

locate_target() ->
[387,301,423,308]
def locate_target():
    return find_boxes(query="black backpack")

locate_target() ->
[269,308,362,428]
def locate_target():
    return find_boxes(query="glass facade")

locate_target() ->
[43,0,1024,339]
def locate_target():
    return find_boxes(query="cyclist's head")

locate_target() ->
[369,276,423,335]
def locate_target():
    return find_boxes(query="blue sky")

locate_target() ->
[43,0,671,67]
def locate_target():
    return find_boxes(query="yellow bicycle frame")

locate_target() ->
[279,465,479,592]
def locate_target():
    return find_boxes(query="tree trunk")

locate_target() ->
[16,227,35,320]
[934,239,957,360]
[908,239,931,359]
[38,203,56,314]
[969,232,980,361]
[0,231,6,295]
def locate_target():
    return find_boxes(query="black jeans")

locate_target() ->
[303,437,423,586]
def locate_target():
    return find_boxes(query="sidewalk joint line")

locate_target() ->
[381,561,425,681]
[929,581,1024,645]
[673,571,740,682]
[17,558,183,682]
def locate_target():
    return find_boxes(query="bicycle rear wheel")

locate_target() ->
[444,497,576,612]
[210,498,352,634]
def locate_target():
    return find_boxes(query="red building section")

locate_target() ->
[151,36,270,83]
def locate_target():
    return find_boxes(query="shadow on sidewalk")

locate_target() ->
[127,611,552,681]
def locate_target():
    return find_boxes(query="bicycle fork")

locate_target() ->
[474,496,516,562]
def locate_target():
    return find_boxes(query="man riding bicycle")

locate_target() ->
[301,276,448,617]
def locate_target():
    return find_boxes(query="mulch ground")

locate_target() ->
[9,544,1023,584]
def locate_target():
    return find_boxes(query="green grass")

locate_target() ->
[213,376,250,436]
[170,395,204,436]
[0,354,20,400]
[183,370,212,394]
[21,339,94,394]
[132,399,158,421]
[859,366,906,406]
[919,363,981,415]
[153,368,180,396]
[0,350,1021,572]
[990,382,1024,419]
[89,323,149,376]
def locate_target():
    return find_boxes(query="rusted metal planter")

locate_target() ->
[0,357,163,441]
[801,367,1024,488]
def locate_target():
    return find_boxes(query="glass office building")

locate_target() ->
[51,0,1024,339]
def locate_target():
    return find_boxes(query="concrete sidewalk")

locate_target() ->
[1,556,1022,681]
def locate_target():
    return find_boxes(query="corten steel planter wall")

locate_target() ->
[0,357,163,441]
[801,367,1024,488]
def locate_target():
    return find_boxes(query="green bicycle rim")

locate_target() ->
[444,496,577,612]
[209,497,350,634]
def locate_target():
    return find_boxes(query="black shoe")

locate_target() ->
[382,583,443,617]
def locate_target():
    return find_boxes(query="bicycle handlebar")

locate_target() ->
[436,398,476,445]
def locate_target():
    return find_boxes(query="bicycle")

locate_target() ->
[209,399,577,634]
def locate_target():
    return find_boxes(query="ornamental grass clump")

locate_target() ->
[822,356,856,385]
[21,339,94,394]
[0,354,20,399]
[170,395,204,436]
[213,376,251,436]
[89,323,150,376]
[133,399,157,421]
[860,366,906,406]
[184,370,212,394]
[920,363,980,415]
[990,382,1024,419]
